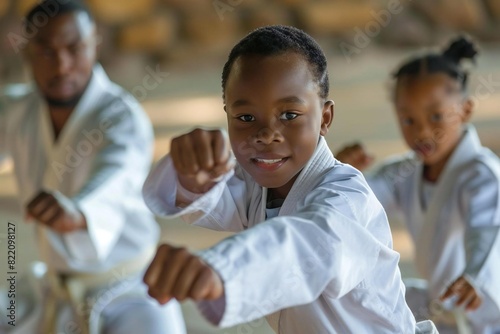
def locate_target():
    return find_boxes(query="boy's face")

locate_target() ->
[395,73,472,166]
[224,53,333,198]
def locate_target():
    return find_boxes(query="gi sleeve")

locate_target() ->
[195,183,384,327]
[460,162,500,283]
[64,102,154,262]
[143,155,248,232]
[0,84,32,161]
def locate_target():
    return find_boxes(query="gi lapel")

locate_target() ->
[405,158,425,243]
[415,126,481,281]
[280,137,335,216]
[42,67,105,190]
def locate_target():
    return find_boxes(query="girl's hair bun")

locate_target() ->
[442,36,478,64]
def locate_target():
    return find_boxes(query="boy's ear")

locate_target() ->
[320,100,334,136]
[461,98,473,123]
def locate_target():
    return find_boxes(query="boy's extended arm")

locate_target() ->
[193,185,385,328]
[143,154,249,232]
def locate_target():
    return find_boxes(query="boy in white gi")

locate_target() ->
[0,1,185,333]
[142,25,432,333]
[337,36,500,333]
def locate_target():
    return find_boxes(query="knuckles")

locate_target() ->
[157,244,190,262]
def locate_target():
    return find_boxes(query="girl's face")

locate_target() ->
[224,53,334,199]
[395,73,472,168]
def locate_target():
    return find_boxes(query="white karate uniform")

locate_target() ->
[0,66,185,333]
[366,125,500,334]
[143,136,417,333]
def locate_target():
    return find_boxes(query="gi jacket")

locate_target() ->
[144,137,416,333]
[0,65,159,273]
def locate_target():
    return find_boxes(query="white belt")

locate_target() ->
[40,246,156,334]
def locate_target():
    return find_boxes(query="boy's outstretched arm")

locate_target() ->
[144,244,223,303]
[143,127,247,232]
[143,202,384,328]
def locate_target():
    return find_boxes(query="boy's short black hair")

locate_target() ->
[25,0,94,27]
[222,25,329,100]
[393,36,478,93]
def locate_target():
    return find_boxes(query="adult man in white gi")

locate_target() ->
[0,1,185,333]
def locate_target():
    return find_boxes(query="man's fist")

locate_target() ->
[144,244,223,304]
[25,190,87,233]
[335,143,374,171]
[171,128,234,194]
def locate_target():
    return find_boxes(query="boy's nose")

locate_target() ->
[253,126,284,145]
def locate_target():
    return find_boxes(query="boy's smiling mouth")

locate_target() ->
[251,157,288,170]
[254,158,284,164]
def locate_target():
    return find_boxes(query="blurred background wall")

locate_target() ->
[2,0,500,84]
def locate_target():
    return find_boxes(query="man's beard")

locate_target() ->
[44,75,92,109]
[45,92,84,108]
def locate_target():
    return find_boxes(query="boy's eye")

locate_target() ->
[280,112,298,120]
[430,113,443,122]
[237,115,255,122]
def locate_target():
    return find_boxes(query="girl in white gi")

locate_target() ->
[337,36,500,334]
[142,25,436,334]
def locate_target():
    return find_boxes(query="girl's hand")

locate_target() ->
[335,143,374,171]
[440,276,482,311]
[170,128,234,193]
[144,244,224,304]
